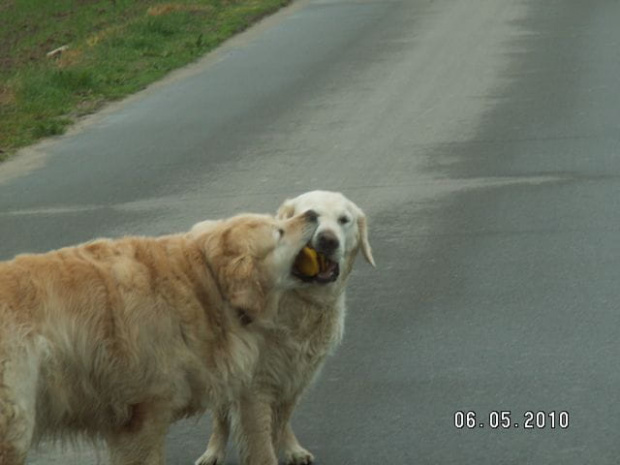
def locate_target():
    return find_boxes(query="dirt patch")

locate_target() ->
[147,3,213,16]
[57,48,84,68]
[0,27,71,73]
[0,85,15,106]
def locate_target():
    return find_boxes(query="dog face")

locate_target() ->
[196,211,318,317]
[277,191,375,285]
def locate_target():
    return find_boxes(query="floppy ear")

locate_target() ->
[276,199,295,219]
[357,214,376,267]
[220,256,265,321]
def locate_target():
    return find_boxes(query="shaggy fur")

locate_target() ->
[197,191,375,465]
[0,211,318,465]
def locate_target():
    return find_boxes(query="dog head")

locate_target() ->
[193,211,318,319]
[277,190,375,286]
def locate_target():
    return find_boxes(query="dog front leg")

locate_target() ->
[272,401,314,465]
[195,403,231,465]
[233,395,277,465]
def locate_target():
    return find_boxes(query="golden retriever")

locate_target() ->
[0,210,318,465]
[197,191,375,465]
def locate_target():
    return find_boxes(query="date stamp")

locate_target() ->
[454,411,569,430]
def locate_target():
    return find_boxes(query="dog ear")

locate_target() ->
[357,214,376,267]
[276,199,295,219]
[221,255,265,321]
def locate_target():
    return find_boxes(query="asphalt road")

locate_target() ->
[2,0,620,463]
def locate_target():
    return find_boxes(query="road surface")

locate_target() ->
[2,0,620,463]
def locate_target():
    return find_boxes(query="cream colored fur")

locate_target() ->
[0,211,318,465]
[197,191,375,465]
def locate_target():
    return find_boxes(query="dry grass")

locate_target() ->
[147,3,214,16]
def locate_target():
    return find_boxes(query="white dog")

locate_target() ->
[196,191,375,465]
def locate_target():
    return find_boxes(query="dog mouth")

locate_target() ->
[291,245,340,284]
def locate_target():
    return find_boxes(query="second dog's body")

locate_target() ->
[198,191,375,465]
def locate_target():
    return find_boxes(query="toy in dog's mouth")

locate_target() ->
[292,246,340,284]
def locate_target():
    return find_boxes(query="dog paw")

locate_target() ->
[195,449,225,465]
[284,446,315,465]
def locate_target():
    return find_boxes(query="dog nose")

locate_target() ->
[303,209,319,223]
[317,231,339,254]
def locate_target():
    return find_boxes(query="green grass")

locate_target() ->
[0,0,290,160]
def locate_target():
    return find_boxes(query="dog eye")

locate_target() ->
[278,228,284,237]
[338,216,350,225]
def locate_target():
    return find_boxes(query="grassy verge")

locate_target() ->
[0,0,290,161]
